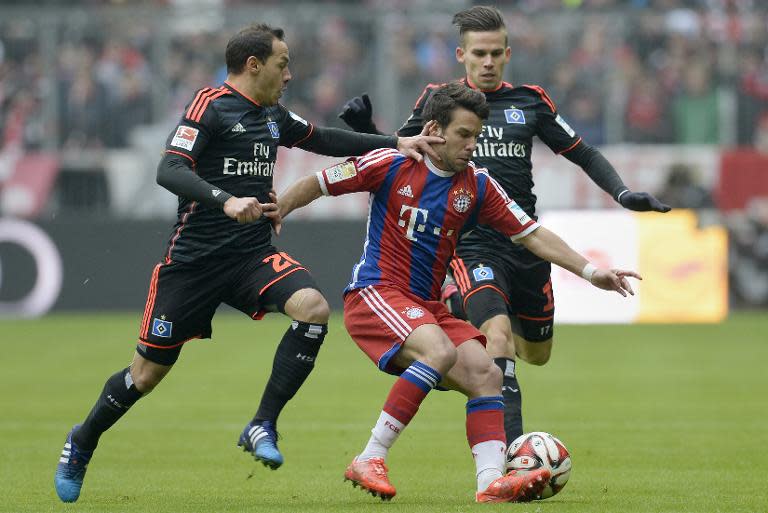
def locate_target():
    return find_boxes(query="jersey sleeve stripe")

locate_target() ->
[476,169,513,202]
[523,84,557,112]
[185,88,213,120]
[291,123,315,146]
[357,148,398,164]
[189,88,227,123]
[556,137,582,155]
[358,149,399,171]
[165,149,196,164]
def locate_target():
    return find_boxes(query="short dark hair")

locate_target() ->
[452,6,507,45]
[422,82,489,128]
[225,24,285,74]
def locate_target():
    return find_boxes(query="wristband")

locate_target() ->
[616,189,629,203]
[581,263,597,282]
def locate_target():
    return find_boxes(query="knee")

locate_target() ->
[291,289,330,324]
[429,337,458,373]
[484,326,512,357]
[482,361,503,390]
[518,342,552,366]
[130,366,166,393]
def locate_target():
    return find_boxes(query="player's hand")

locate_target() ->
[224,196,266,224]
[266,190,282,236]
[619,191,671,213]
[589,268,642,297]
[338,93,378,133]
[397,123,444,163]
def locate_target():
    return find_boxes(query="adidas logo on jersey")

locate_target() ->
[231,122,246,133]
[397,184,414,198]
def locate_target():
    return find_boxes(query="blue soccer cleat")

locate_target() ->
[238,421,283,469]
[54,425,94,503]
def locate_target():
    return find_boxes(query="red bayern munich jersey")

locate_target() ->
[316,148,540,300]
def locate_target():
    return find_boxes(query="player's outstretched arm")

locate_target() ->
[277,175,323,222]
[518,226,641,296]
[562,142,671,213]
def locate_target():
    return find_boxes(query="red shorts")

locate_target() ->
[344,285,486,375]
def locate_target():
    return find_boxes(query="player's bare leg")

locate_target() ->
[239,288,329,469]
[480,314,524,443]
[480,313,554,442]
[55,352,171,502]
[345,324,456,500]
[439,340,549,502]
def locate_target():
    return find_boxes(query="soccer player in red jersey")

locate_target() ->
[279,82,639,503]
[340,5,671,446]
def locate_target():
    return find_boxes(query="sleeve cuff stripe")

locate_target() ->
[509,222,540,241]
[316,171,330,196]
[166,150,196,165]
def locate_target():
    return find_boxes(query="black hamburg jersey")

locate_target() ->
[398,78,581,253]
[163,81,314,263]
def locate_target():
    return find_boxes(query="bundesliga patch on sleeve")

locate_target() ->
[555,114,576,137]
[325,161,357,184]
[289,110,309,126]
[170,126,199,151]
[507,201,531,225]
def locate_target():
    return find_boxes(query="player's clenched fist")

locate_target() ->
[224,196,266,224]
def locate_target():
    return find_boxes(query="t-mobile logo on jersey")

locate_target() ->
[398,205,428,241]
[398,205,455,242]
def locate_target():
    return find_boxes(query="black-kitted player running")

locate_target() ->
[339,6,670,446]
[54,23,442,503]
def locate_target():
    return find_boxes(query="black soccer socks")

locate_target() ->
[494,357,523,443]
[72,367,143,451]
[253,321,327,423]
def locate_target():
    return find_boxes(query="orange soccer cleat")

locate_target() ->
[475,468,551,503]
[344,457,396,501]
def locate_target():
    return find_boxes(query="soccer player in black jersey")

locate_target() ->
[339,6,670,447]
[54,23,442,503]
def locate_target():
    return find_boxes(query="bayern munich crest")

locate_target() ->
[405,307,425,319]
[452,188,473,213]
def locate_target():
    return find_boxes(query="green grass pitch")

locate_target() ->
[1,312,766,512]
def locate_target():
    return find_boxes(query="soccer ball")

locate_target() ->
[506,431,572,499]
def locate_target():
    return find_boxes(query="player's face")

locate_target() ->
[456,30,511,91]
[432,107,482,174]
[254,39,292,105]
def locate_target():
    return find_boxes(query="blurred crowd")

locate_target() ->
[2,1,768,151]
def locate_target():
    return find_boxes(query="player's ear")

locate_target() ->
[456,46,465,64]
[246,55,262,74]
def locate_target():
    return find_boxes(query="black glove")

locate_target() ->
[619,191,671,212]
[338,93,379,134]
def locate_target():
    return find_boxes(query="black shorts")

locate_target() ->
[450,247,554,342]
[136,248,319,365]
